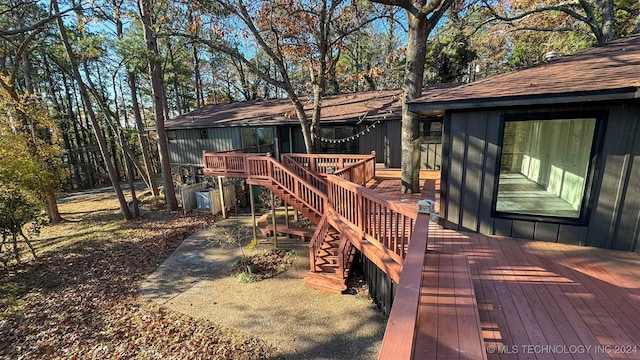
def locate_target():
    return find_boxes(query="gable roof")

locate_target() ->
[410,35,640,114]
[165,84,460,130]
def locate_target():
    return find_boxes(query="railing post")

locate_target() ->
[267,152,273,179]
[217,176,227,219]
[249,184,258,241]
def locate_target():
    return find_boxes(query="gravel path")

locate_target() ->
[141,216,386,359]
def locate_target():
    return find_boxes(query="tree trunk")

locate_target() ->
[597,0,616,43]
[113,0,159,197]
[400,10,427,194]
[52,0,132,220]
[127,71,160,196]
[43,185,64,223]
[193,44,204,107]
[19,30,64,222]
[139,0,179,211]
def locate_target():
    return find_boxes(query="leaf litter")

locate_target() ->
[0,192,283,359]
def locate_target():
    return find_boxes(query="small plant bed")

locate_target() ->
[232,249,295,283]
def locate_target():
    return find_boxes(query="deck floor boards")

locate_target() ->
[421,225,640,360]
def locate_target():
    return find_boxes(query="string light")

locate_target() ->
[316,120,381,143]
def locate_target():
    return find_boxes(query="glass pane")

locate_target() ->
[256,127,274,153]
[319,126,358,154]
[167,130,177,142]
[496,118,596,218]
[241,128,258,152]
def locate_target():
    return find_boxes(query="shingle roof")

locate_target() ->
[410,35,640,113]
[165,89,400,129]
[165,84,460,129]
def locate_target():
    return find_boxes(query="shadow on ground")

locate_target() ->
[141,216,386,359]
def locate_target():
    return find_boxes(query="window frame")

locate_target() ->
[240,126,275,154]
[319,125,359,154]
[491,110,607,225]
[167,130,177,143]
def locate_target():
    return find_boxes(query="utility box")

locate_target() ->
[196,190,212,209]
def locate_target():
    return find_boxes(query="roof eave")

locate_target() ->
[408,87,640,114]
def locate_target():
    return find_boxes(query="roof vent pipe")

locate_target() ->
[545,51,559,61]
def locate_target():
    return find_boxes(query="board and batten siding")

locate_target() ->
[358,122,386,163]
[168,127,241,166]
[441,103,640,253]
[384,120,402,168]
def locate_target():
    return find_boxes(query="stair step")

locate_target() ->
[317,255,338,265]
[303,275,347,294]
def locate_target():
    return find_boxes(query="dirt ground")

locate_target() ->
[141,216,386,360]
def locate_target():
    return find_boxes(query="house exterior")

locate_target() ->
[409,35,640,254]
[164,86,456,184]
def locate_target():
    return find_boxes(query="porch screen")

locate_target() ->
[496,117,596,219]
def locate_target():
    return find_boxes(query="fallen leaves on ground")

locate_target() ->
[0,193,283,359]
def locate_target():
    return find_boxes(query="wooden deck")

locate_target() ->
[426,223,640,360]
[374,169,640,359]
[367,168,440,209]
[204,154,640,359]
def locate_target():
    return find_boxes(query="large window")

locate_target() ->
[495,114,600,220]
[320,126,358,154]
[241,127,275,153]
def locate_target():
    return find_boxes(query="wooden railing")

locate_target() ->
[245,155,327,221]
[204,150,441,359]
[203,150,252,177]
[337,233,353,280]
[309,214,330,271]
[285,153,375,174]
[378,213,430,360]
[327,175,417,266]
[333,156,376,186]
[281,154,328,192]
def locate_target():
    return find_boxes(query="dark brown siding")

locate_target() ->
[442,103,640,253]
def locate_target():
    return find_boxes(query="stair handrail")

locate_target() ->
[337,228,353,280]
[309,214,330,271]
[246,155,327,221]
[281,154,328,192]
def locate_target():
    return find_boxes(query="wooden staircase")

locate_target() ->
[303,225,354,293]
[202,151,403,295]
[248,178,323,225]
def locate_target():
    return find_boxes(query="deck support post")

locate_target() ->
[294,209,299,222]
[217,176,226,219]
[271,189,278,246]
[249,184,257,242]
[284,205,290,238]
